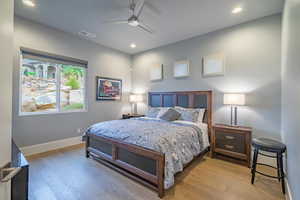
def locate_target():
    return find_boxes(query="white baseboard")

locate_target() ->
[285,178,293,200]
[20,136,83,156]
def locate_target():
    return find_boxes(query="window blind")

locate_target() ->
[20,47,88,68]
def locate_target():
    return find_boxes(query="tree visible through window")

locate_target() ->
[20,52,87,115]
[60,65,85,111]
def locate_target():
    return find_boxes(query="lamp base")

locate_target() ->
[132,103,138,115]
[230,106,238,126]
[229,124,240,128]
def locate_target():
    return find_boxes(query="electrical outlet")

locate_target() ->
[77,128,82,134]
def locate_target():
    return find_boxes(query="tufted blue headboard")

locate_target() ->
[148,91,213,137]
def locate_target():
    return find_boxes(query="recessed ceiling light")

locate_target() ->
[232,7,243,14]
[130,43,136,48]
[23,0,35,7]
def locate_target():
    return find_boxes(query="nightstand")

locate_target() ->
[122,114,145,119]
[212,124,252,167]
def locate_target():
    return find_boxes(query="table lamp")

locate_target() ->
[129,94,143,115]
[223,93,245,126]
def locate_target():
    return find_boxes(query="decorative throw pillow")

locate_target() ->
[158,108,181,121]
[175,106,202,123]
[156,107,169,117]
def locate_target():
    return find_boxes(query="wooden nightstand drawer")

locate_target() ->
[215,131,246,154]
[212,124,252,167]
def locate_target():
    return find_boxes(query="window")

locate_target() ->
[20,48,87,115]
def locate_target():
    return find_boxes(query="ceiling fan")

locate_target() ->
[104,0,154,34]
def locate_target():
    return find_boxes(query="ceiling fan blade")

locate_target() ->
[138,22,153,34]
[144,1,161,16]
[135,0,145,18]
[103,19,128,24]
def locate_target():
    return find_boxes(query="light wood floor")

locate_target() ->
[27,145,285,200]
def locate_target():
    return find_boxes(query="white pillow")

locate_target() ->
[146,107,170,118]
[175,106,205,123]
[146,107,161,118]
[197,109,206,124]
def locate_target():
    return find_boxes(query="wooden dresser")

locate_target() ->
[11,141,29,200]
[212,124,252,167]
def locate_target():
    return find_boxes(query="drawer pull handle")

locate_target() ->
[0,167,21,182]
[225,136,235,140]
[225,145,234,149]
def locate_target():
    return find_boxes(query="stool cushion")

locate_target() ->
[252,138,286,153]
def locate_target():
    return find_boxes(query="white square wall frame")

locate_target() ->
[150,64,163,81]
[174,60,190,78]
[202,53,225,77]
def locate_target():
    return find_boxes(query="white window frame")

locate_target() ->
[19,50,88,116]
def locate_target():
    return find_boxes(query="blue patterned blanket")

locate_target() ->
[87,118,206,189]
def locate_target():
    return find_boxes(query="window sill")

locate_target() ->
[19,109,88,117]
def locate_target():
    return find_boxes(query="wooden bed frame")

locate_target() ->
[86,91,212,198]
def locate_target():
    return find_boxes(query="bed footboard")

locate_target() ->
[86,133,165,198]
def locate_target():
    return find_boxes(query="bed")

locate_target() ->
[85,91,212,198]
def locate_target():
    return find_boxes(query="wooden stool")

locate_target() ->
[251,138,287,194]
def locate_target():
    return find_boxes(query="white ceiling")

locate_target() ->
[14,0,284,54]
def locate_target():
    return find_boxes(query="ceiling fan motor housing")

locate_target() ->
[128,16,139,27]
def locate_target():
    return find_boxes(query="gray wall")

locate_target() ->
[0,0,13,192]
[132,15,282,140]
[281,0,300,199]
[13,17,132,147]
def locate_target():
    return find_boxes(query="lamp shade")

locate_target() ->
[223,93,245,105]
[129,94,143,103]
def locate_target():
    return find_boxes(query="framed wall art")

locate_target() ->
[174,60,189,78]
[202,53,225,77]
[96,76,122,101]
[150,64,163,81]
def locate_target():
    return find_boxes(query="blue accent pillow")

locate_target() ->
[158,108,181,121]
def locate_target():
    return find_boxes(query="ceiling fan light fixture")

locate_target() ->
[128,20,139,27]
[105,0,153,34]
